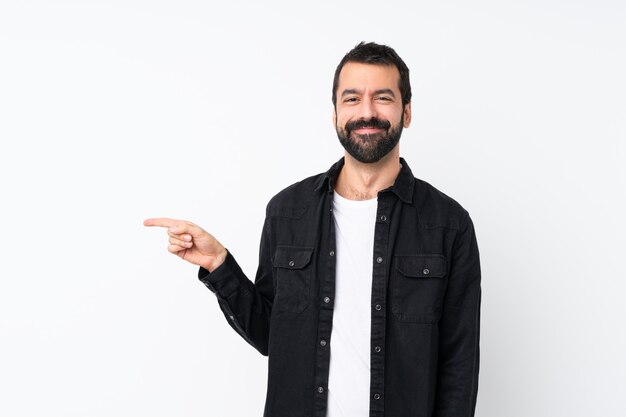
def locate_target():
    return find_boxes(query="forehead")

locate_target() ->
[337,62,401,93]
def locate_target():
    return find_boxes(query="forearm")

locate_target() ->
[434,280,481,416]
[198,250,273,356]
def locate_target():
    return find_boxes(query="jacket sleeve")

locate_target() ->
[435,211,482,417]
[197,213,274,356]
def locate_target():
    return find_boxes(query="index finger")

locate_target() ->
[143,217,178,228]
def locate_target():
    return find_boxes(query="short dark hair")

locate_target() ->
[332,41,412,108]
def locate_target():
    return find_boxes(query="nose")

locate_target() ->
[359,97,378,119]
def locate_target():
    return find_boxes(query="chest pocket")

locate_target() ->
[272,246,314,315]
[391,254,447,323]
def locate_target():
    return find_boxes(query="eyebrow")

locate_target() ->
[340,88,396,98]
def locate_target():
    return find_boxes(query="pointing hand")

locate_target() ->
[143,217,227,272]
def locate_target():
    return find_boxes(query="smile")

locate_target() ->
[354,127,384,134]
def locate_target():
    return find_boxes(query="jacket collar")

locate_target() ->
[314,156,415,203]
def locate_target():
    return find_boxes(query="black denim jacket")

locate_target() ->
[198,156,481,417]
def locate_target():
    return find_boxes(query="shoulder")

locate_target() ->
[412,177,470,230]
[265,171,326,219]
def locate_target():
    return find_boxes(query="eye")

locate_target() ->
[376,96,392,101]
[344,97,358,103]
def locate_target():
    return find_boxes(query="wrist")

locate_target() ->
[203,248,228,273]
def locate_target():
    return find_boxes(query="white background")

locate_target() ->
[1,1,625,416]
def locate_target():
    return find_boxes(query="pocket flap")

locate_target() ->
[273,246,314,269]
[395,254,447,278]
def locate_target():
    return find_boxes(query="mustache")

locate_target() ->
[345,117,391,133]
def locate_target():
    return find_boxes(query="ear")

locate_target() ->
[332,107,337,127]
[402,102,412,128]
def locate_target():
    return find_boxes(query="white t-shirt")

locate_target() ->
[327,191,378,417]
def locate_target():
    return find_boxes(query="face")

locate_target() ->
[333,62,411,163]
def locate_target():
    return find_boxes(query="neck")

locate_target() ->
[334,148,401,201]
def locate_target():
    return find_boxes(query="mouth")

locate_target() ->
[353,127,384,134]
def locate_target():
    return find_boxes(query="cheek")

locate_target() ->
[335,108,355,125]
[335,115,349,129]
[385,108,402,123]
[388,113,404,129]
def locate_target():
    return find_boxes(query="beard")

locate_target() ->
[336,114,404,163]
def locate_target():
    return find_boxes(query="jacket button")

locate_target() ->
[375,304,382,311]
[324,297,331,304]
[423,268,430,275]
[329,250,335,257]
[374,346,381,353]
[380,215,387,221]
[318,386,324,393]
[374,393,380,400]
[376,256,383,264]
[289,260,295,267]
[320,339,327,347]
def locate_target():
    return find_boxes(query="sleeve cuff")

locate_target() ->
[197,250,243,298]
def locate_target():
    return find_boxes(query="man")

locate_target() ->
[145,42,481,417]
